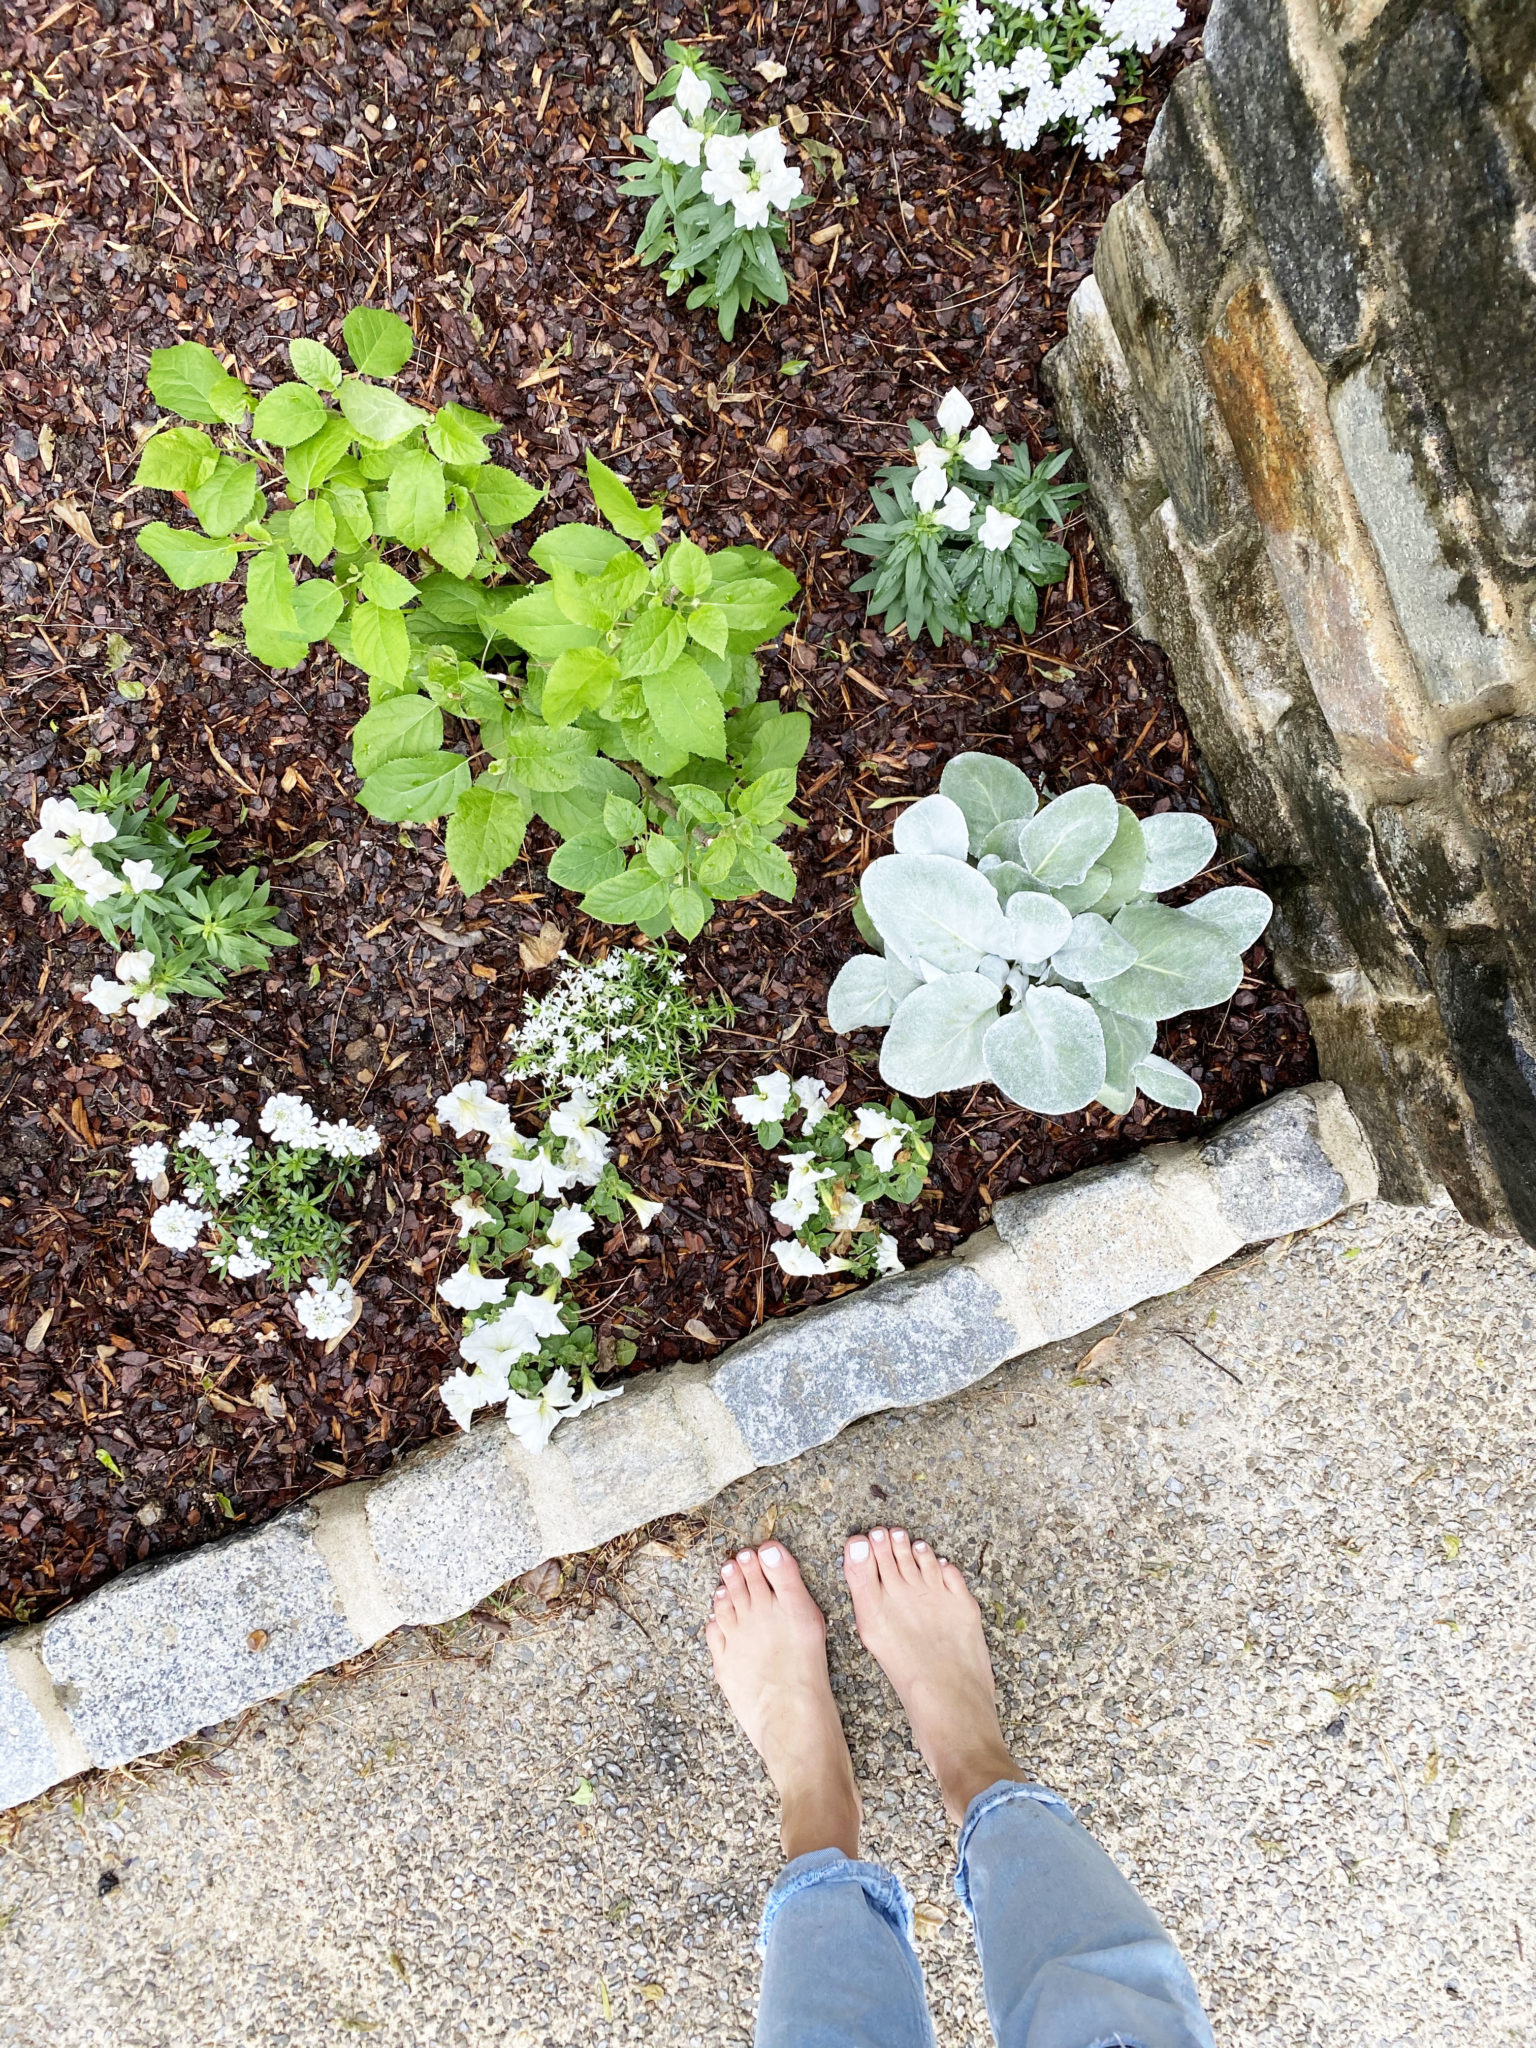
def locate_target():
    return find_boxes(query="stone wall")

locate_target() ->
[1045,0,1536,1240]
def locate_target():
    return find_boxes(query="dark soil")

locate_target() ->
[0,0,1312,1624]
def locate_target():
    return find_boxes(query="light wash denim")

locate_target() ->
[756,1780,1215,2048]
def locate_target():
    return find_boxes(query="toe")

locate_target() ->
[717,1558,746,1621]
[889,1528,922,1584]
[735,1546,770,1602]
[757,1542,803,1597]
[843,1530,877,1596]
[869,1526,901,1586]
[911,1539,944,1586]
[704,1615,726,1663]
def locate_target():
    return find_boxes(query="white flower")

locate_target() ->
[438,1264,510,1311]
[911,464,950,513]
[647,102,703,166]
[1058,56,1116,120]
[293,1275,358,1341]
[1021,79,1063,133]
[1081,111,1122,160]
[734,1071,794,1127]
[529,1203,593,1279]
[1006,44,1053,92]
[771,1240,851,1278]
[999,101,1046,151]
[936,387,974,437]
[547,1093,611,1184]
[624,1190,665,1228]
[450,1194,495,1238]
[770,1152,835,1230]
[936,485,977,532]
[120,858,164,896]
[1098,0,1183,56]
[956,0,994,44]
[180,1117,253,1196]
[85,973,133,1017]
[484,1125,536,1173]
[439,1365,508,1433]
[260,1093,326,1148]
[129,1141,168,1182]
[853,1104,908,1171]
[23,797,116,870]
[913,437,950,472]
[673,63,713,118]
[458,1288,567,1371]
[223,1234,272,1280]
[318,1119,381,1161]
[149,1199,206,1252]
[962,88,1002,132]
[875,1233,904,1275]
[960,426,1000,471]
[116,950,155,986]
[506,1147,583,1200]
[792,1075,832,1131]
[827,1186,864,1233]
[978,504,1022,552]
[436,1078,509,1140]
[58,850,123,905]
[127,989,172,1026]
[504,1366,620,1457]
[701,129,750,208]
[747,126,803,213]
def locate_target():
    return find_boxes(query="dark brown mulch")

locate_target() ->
[0,0,1311,1624]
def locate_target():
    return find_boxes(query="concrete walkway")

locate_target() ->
[2,1197,1533,2047]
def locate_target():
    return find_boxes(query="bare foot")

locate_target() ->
[843,1528,1024,1825]
[705,1544,862,1861]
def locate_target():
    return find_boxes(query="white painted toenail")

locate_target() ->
[737,1549,753,1562]
[914,1541,931,1553]
[893,1528,908,1541]
[761,1546,782,1565]
[722,1561,736,1575]
[872,1528,889,1542]
[849,1538,870,1561]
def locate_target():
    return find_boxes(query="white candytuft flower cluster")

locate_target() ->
[135,1091,378,1342]
[935,0,1183,159]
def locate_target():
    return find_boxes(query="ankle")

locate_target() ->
[932,1742,1026,1825]
[780,1782,861,1863]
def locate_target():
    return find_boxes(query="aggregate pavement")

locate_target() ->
[1,1194,1532,2047]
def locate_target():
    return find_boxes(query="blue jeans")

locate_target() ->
[756,1781,1214,2048]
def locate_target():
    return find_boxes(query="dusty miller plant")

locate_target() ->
[827,752,1272,1116]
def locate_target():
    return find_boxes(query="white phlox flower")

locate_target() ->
[1097,0,1183,56]
[772,1240,851,1278]
[23,796,117,871]
[913,437,951,472]
[770,1152,835,1230]
[960,425,1000,470]
[999,102,1044,151]
[936,485,977,532]
[827,1185,864,1233]
[436,1078,510,1140]
[260,1092,326,1148]
[129,1141,168,1182]
[792,1074,832,1131]
[438,1264,510,1312]
[936,387,975,437]
[911,464,950,514]
[458,1288,567,1371]
[149,1198,206,1252]
[647,103,703,166]
[1057,55,1116,120]
[293,1274,358,1341]
[504,1366,620,1457]
[733,1071,794,1126]
[318,1119,381,1161]
[451,1194,495,1238]
[529,1203,594,1279]
[853,1104,908,1171]
[1080,111,1122,160]
[978,504,1022,552]
[875,1233,904,1275]
[120,858,165,896]
[956,0,994,44]
[439,1364,509,1433]
[674,64,713,118]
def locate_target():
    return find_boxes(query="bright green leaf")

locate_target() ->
[341,305,416,377]
[642,655,727,760]
[251,381,327,447]
[290,337,344,390]
[147,341,251,424]
[357,751,471,823]
[542,645,619,727]
[530,523,632,578]
[472,464,543,529]
[288,495,337,564]
[585,450,665,541]
[360,557,418,609]
[353,693,443,777]
[138,521,237,590]
[580,864,671,925]
[186,457,259,537]
[618,605,688,679]
[668,884,710,940]
[602,793,646,844]
[352,600,411,685]
[444,784,530,895]
[430,508,479,578]
[245,546,299,635]
[662,536,712,597]
[338,379,430,445]
[686,604,729,656]
[387,448,447,550]
[290,578,343,641]
[134,426,219,493]
[547,835,626,891]
[425,401,499,466]
[286,415,354,493]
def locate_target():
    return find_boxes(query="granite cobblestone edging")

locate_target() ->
[0,1083,1376,1811]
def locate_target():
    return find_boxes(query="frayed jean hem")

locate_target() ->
[757,1847,917,1961]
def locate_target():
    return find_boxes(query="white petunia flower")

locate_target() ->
[529,1203,593,1280]
[450,1194,495,1238]
[504,1366,620,1456]
[853,1104,908,1172]
[1080,111,1122,160]
[129,1140,168,1182]
[674,64,712,118]
[506,1147,583,1200]
[911,464,950,514]
[293,1274,358,1341]
[827,1186,864,1233]
[436,1078,509,1140]
[439,1364,509,1433]
[960,425,1000,471]
[936,485,977,532]
[772,1240,851,1278]
[936,387,975,437]
[438,1264,510,1312]
[770,1151,835,1230]
[260,1093,326,1148]
[624,1190,665,1228]
[547,1093,611,1184]
[458,1288,567,1371]
[120,858,165,896]
[978,504,1022,552]
[149,1199,207,1252]
[647,102,703,166]
[792,1075,832,1131]
[875,1232,904,1275]
[734,1071,794,1127]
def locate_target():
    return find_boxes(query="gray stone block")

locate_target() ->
[1205,0,1369,364]
[1453,717,1536,1017]
[0,1649,64,1809]
[1430,938,1536,1241]
[364,1423,543,1626]
[710,1258,1023,1467]
[1370,800,1490,932]
[1143,62,1253,328]
[41,1510,360,1769]
[1196,1088,1351,1241]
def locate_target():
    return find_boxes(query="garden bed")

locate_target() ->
[0,0,1312,1624]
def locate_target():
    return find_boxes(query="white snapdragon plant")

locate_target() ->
[433,1081,666,1451]
[847,389,1083,645]
[827,752,1272,1116]
[928,0,1184,159]
[23,766,293,1028]
[505,944,733,1125]
[620,43,810,338]
[133,1092,378,1339]
[733,1071,932,1281]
